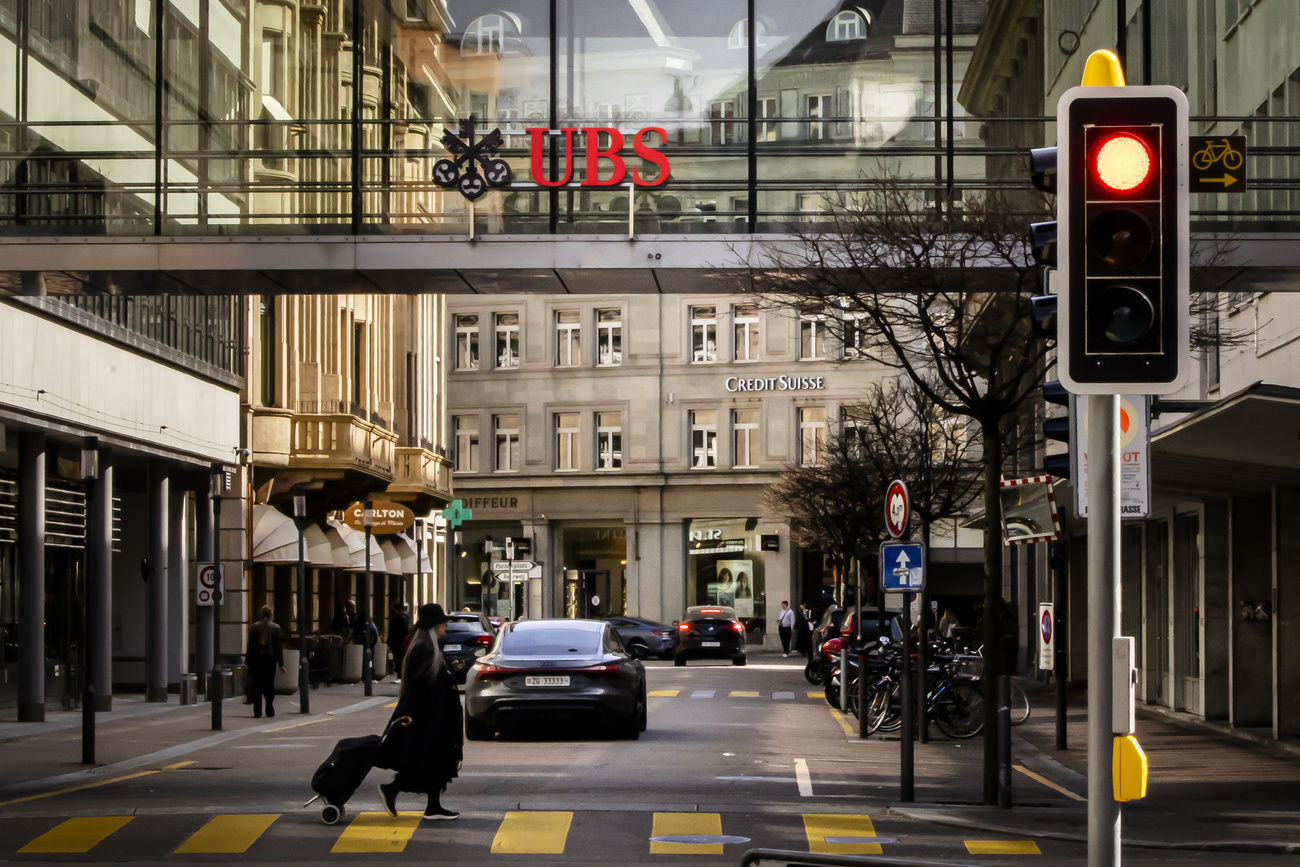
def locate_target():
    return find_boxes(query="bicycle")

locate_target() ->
[1192,138,1243,171]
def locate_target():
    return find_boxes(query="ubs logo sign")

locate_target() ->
[689,528,722,542]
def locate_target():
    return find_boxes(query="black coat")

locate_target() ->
[389,611,411,650]
[383,635,463,794]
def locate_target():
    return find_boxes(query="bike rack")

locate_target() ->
[738,849,984,867]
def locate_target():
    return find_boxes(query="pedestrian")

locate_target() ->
[389,602,411,685]
[337,599,360,643]
[778,600,795,657]
[939,607,961,639]
[377,603,463,821]
[794,603,813,658]
[245,605,285,719]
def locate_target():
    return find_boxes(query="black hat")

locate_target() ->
[416,603,450,629]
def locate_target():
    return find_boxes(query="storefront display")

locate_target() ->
[686,519,766,630]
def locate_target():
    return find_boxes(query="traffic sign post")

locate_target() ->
[196,564,224,607]
[880,542,926,592]
[1189,135,1247,193]
[885,480,910,539]
[880,536,922,804]
[1038,603,1056,671]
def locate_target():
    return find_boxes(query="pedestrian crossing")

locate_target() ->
[0,810,1046,859]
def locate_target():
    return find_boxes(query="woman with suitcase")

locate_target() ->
[377,603,463,820]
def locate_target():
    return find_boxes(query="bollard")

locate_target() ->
[81,683,95,764]
[900,609,914,803]
[858,649,868,739]
[998,674,1012,808]
[839,645,848,713]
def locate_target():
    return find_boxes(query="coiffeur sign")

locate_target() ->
[525,126,670,187]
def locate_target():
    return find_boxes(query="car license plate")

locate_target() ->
[443,644,462,652]
[701,641,721,648]
[525,676,570,687]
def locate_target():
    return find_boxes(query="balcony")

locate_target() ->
[389,447,454,505]
[252,402,397,481]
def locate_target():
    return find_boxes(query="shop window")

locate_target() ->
[494,413,520,472]
[826,9,867,42]
[686,518,765,625]
[733,304,760,361]
[453,415,479,472]
[455,314,479,370]
[691,306,717,363]
[597,411,622,470]
[494,312,519,369]
[799,407,827,466]
[555,310,581,367]
[733,409,759,468]
[800,314,829,359]
[691,409,718,469]
[597,308,622,366]
[555,412,580,471]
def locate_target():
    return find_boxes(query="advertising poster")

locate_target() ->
[718,559,754,618]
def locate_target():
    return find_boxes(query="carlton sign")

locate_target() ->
[343,501,415,534]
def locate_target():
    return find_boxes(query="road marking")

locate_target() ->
[330,812,422,853]
[386,702,399,708]
[650,813,724,854]
[491,811,573,854]
[0,770,159,808]
[807,691,823,699]
[965,840,1042,855]
[19,817,132,853]
[175,814,279,854]
[794,758,813,797]
[730,690,760,697]
[830,709,855,736]
[648,689,679,697]
[690,689,716,699]
[773,691,796,700]
[264,718,334,733]
[163,761,196,771]
[803,814,881,855]
[1013,764,1086,802]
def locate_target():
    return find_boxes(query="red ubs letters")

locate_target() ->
[526,126,670,187]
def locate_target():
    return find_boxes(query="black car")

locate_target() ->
[674,606,746,666]
[604,615,677,660]
[441,613,495,684]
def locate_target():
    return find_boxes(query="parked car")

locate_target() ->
[673,605,746,666]
[441,613,495,684]
[604,615,677,659]
[464,619,647,740]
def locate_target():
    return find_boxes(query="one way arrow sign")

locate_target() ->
[880,541,925,592]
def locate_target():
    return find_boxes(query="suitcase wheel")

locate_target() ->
[321,804,344,825]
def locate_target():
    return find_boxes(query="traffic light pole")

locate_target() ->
[1086,394,1121,867]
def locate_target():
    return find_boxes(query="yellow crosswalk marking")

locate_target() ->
[965,840,1042,855]
[807,691,823,699]
[19,817,132,853]
[175,814,279,854]
[330,812,422,853]
[491,812,573,854]
[730,690,760,697]
[648,689,679,697]
[650,813,723,855]
[803,814,881,855]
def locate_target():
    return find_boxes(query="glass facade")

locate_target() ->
[685,517,766,629]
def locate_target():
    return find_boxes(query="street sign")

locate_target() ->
[490,559,542,579]
[1072,394,1151,519]
[880,541,925,592]
[885,480,910,539]
[998,476,1063,545]
[1038,603,1056,671]
[442,499,472,529]
[1188,135,1247,193]
[197,563,224,607]
[343,501,414,534]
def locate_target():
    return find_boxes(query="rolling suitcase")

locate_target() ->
[306,734,383,824]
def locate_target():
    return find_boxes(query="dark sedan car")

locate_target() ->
[604,615,677,660]
[464,620,647,740]
[673,606,746,666]
[440,613,495,684]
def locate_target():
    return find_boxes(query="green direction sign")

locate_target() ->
[442,499,472,529]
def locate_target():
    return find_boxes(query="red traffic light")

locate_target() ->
[1091,132,1154,194]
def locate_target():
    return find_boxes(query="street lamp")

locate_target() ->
[80,437,98,764]
[362,500,374,698]
[291,487,310,715]
[210,463,224,731]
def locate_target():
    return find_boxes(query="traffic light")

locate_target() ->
[1042,380,1071,479]
[1056,86,1189,394]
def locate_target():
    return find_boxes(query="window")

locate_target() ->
[799,193,827,214]
[727,18,768,49]
[733,305,760,361]
[405,0,425,21]
[807,94,832,140]
[733,409,759,468]
[691,410,718,469]
[844,312,868,358]
[710,100,737,145]
[826,9,867,42]
[929,416,967,465]
[494,312,519,369]
[555,412,580,471]
[555,310,581,367]
[453,415,479,472]
[800,315,829,359]
[596,308,622,366]
[259,295,276,405]
[465,13,508,55]
[597,412,623,470]
[841,408,867,458]
[494,413,520,472]
[455,314,479,370]
[799,407,827,466]
[691,306,717,363]
[261,29,287,104]
[758,97,778,142]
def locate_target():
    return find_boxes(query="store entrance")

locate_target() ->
[565,569,618,619]
[560,525,627,620]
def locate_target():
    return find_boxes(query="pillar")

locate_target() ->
[1202,500,1230,720]
[167,488,189,687]
[17,432,45,722]
[89,447,113,711]
[145,463,169,702]
[195,485,214,691]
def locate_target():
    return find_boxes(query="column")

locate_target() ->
[521,521,549,620]
[18,432,46,722]
[195,485,214,691]
[146,462,170,702]
[1201,500,1230,720]
[167,488,189,688]
[88,447,114,712]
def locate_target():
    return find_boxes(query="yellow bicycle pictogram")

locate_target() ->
[1192,138,1243,171]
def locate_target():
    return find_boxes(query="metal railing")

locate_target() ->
[739,850,984,867]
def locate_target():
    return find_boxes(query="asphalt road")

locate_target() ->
[0,659,1288,865]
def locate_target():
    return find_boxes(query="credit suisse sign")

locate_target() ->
[725,375,826,393]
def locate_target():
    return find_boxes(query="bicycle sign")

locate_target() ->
[1189,135,1247,193]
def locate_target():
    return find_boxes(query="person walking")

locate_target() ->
[245,605,285,719]
[377,604,463,821]
[794,603,813,658]
[389,602,411,685]
[778,600,795,657]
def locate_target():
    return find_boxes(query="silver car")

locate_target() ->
[464,620,647,741]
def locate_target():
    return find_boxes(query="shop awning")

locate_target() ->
[330,519,389,573]
[380,539,406,575]
[304,522,350,567]
[390,533,424,574]
[252,505,300,564]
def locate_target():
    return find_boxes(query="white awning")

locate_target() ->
[380,539,406,575]
[330,519,389,573]
[252,505,299,564]
[304,522,350,567]
[392,533,424,574]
